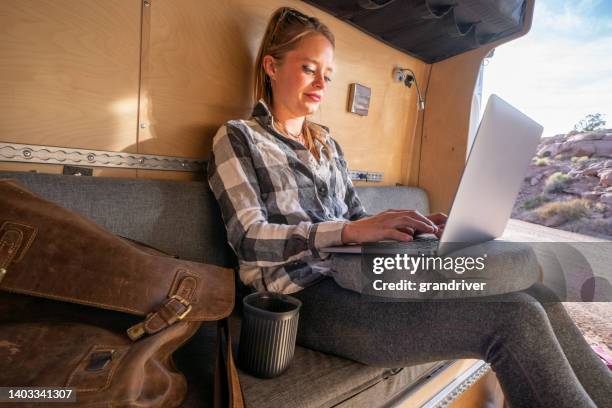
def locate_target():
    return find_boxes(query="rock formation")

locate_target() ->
[512,129,612,239]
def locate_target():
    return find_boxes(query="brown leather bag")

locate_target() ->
[0,179,244,407]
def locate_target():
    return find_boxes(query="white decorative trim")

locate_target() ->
[0,142,205,172]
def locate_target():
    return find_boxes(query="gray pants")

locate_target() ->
[293,278,612,408]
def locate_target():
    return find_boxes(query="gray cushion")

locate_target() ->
[177,318,443,408]
[0,171,235,267]
[356,186,430,215]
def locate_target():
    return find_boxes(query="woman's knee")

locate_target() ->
[476,300,551,366]
[495,296,551,338]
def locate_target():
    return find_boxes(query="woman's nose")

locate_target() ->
[313,73,326,90]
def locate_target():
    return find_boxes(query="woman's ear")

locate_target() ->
[262,55,277,81]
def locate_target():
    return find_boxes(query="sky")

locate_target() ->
[481,0,612,137]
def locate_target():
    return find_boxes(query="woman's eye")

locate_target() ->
[302,65,332,83]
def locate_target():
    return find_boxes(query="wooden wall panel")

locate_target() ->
[1,0,532,194]
[139,0,427,185]
[137,0,256,159]
[0,0,142,155]
[418,47,490,214]
[403,64,432,187]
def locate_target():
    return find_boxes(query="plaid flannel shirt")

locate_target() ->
[207,100,367,294]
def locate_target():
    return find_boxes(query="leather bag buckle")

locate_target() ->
[170,294,192,320]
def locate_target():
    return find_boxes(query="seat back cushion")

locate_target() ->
[356,186,430,215]
[0,171,235,267]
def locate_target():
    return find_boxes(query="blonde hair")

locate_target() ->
[254,7,335,160]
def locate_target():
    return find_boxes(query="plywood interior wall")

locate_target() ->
[418,47,491,213]
[0,0,427,186]
[137,0,428,184]
[0,0,141,178]
[0,0,141,152]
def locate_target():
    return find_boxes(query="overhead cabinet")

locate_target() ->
[304,0,526,62]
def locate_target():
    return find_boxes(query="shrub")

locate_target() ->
[533,199,590,225]
[543,172,572,193]
[593,202,606,212]
[570,156,590,163]
[533,157,550,166]
[523,194,551,210]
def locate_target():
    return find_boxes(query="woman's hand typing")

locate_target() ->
[341,210,447,244]
[424,212,447,239]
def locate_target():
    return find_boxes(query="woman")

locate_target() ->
[207,7,612,407]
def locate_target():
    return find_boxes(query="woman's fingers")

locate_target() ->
[393,215,437,233]
[344,210,443,244]
[406,211,437,229]
[387,229,413,242]
[381,210,437,230]
[397,226,415,236]
[427,212,448,225]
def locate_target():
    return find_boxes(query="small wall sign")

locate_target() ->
[348,83,371,116]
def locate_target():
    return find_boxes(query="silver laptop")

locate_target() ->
[321,94,543,256]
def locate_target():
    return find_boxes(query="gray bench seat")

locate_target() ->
[0,171,446,408]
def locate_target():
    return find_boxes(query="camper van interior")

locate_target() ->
[2,1,609,407]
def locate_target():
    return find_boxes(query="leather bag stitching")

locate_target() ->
[0,221,37,263]
[0,228,22,270]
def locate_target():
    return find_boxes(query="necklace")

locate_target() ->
[274,118,305,144]
[284,127,302,139]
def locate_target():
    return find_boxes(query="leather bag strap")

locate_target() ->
[127,294,193,340]
[214,319,244,408]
